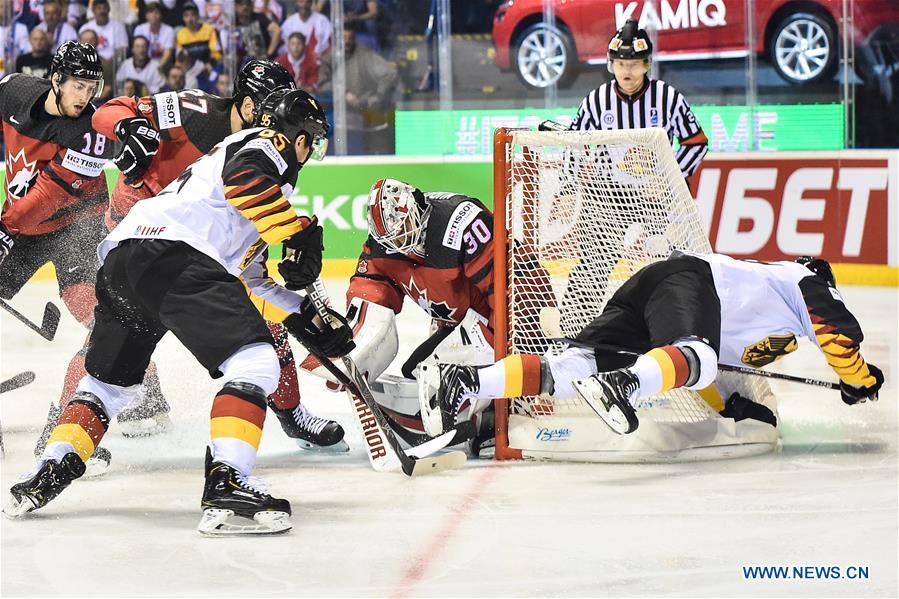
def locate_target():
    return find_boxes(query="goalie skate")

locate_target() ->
[197,448,292,536]
[572,369,641,435]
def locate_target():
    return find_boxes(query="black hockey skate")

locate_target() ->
[468,406,495,459]
[198,448,292,536]
[268,401,349,453]
[419,363,480,437]
[33,402,113,477]
[572,368,640,435]
[117,374,171,438]
[4,452,86,518]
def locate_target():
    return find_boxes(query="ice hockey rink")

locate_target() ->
[1,278,896,598]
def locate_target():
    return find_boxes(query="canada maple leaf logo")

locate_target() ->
[6,148,37,200]
[403,275,457,322]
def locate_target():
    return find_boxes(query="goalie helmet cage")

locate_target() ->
[491,127,780,463]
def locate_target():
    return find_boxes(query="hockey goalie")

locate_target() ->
[302,178,527,457]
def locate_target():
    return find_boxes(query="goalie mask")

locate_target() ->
[367,178,430,256]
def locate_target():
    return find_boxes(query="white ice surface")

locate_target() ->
[1,280,897,598]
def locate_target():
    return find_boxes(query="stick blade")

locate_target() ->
[40,303,61,341]
[407,450,467,477]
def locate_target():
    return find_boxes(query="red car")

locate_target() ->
[492,0,899,88]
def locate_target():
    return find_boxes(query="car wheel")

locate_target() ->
[770,12,838,84]
[512,22,577,89]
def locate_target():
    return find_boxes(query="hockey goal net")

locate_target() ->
[492,127,779,462]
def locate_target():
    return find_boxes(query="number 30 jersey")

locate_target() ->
[93,89,233,219]
[100,127,304,288]
[347,193,496,330]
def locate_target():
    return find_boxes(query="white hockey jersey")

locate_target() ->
[685,252,875,387]
[99,127,308,318]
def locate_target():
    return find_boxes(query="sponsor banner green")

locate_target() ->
[0,160,495,259]
[396,103,845,155]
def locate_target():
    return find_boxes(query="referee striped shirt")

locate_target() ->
[570,77,709,178]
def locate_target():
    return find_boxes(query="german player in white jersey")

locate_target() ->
[5,89,354,535]
[568,18,708,184]
[420,253,884,438]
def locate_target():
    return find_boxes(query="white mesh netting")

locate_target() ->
[500,129,775,451]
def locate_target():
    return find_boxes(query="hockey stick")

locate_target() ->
[716,364,840,390]
[302,281,467,476]
[0,371,35,394]
[0,300,61,341]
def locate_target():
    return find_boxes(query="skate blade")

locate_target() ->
[293,438,350,454]
[197,509,292,536]
[119,413,171,438]
[3,494,37,519]
[83,455,111,478]
[572,378,636,435]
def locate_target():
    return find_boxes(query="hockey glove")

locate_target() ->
[720,392,777,427]
[840,363,884,405]
[283,296,355,358]
[0,220,15,267]
[113,117,160,185]
[278,217,323,291]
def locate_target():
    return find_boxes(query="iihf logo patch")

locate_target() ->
[602,112,615,125]
[649,108,659,126]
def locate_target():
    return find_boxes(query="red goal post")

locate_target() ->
[491,127,780,462]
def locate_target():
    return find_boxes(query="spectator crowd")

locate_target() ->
[1,0,399,152]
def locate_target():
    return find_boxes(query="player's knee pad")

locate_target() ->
[674,338,718,390]
[76,373,141,417]
[545,346,599,400]
[218,342,280,397]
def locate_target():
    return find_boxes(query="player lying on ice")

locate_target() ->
[302,178,534,457]
[5,89,354,536]
[419,251,884,437]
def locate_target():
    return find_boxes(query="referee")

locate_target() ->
[569,18,709,183]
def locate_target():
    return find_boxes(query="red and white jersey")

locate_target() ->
[100,127,305,314]
[347,193,495,331]
[0,73,111,235]
[93,89,233,220]
[685,252,876,387]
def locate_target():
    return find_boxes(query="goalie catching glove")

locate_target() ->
[279,217,323,290]
[840,363,883,405]
[113,117,160,185]
[283,295,354,358]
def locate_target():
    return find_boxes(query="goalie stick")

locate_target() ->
[0,300,61,341]
[302,280,467,476]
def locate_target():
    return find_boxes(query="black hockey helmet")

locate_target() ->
[254,88,329,161]
[51,41,104,88]
[796,256,836,287]
[607,18,653,70]
[233,59,295,110]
